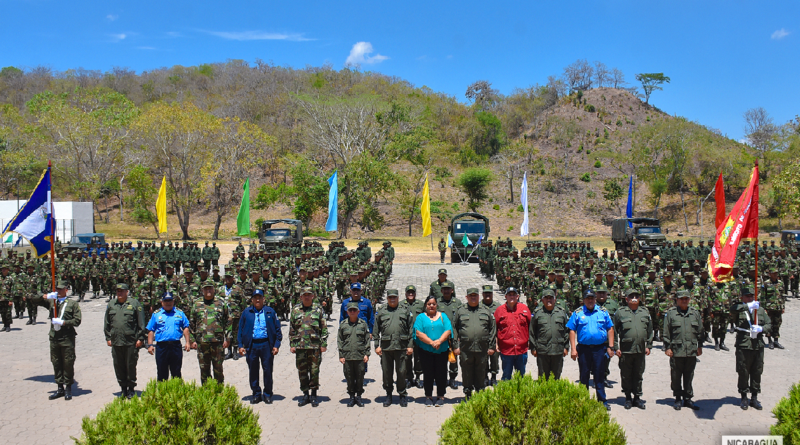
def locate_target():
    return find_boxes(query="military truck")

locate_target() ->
[611,218,666,255]
[64,233,106,252]
[448,213,490,263]
[781,230,800,246]
[257,219,303,250]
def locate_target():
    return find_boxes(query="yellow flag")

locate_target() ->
[420,173,432,237]
[156,176,167,234]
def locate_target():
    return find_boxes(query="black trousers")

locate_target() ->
[343,360,366,396]
[246,340,274,396]
[155,341,183,381]
[419,348,448,398]
[670,356,697,399]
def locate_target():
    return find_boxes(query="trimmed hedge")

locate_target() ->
[438,373,626,445]
[771,382,800,444]
[73,379,261,445]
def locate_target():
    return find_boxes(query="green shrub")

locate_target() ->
[517,204,524,212]
[771,382,800,444]
[604,128,609,139]
[580,173,591,182]
[616,119,622,126]
[507,226,514,231]
[594,160,602,168]
[73,379,261,445]
[544,181,556,192]
[584,104,596,112]
[439,374,626,445]
[492,204,500,211]
[587,191,596,199]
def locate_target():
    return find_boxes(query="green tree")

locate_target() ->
[289,161,329,234]
[471,111,505,158]
[126,165,160,237]
[603,177,624,214]
[774,159,800,224]
[458,167,493,212]
[635,73,670,104]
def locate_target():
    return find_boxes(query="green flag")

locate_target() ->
[237,178,251,237]
[461,233,472,247]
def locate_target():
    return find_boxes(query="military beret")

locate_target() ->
[116,283,129,290]
[386,289,400,297]
[202,280,216,288]
[56,280,69,289]
[405,285,417,292]
[676,290,691,299]
[625,288,641,298]
[347,302,360,310]
[466,287,480,295]
[541,289,556,298]
[440,281,454,289]
[595,284,609,292]
[438,268,447,275]
[300,286,314,296]
[482,285,494,293]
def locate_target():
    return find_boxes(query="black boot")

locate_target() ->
[399,395,408,407]
[26,318,33,325]
[347,395,356,407]
[704,333,711,343]
[224,348,233,360]
[720,340,729,352]
[449,378,457,390]
[416,375,424,389]
[750,394,762,410]
[683,399,699,410]
[624,396,632,410]
[740,395,749,410]
[64,385,72,401]
[127,387,135,399]
[298,391,310,407]
[490,374,497,386]
[464,389,472,401]
[232,348,240,360]
[774,339,784,349]
[383,392,392,407]
[119,387,127,398]
[768,337,774,350]
[484,376,491,388]
[714,339,720,351]
[633,396,645,409]
[354,394,364,407]
[310,389,319,407]
[49,385,65,400]
[673,396,682,410]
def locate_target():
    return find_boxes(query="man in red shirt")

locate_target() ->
[494,287,531,380]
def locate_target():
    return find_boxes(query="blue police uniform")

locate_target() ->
[567,304,614,406]
[238,303,282,401]
[147,307,189,381]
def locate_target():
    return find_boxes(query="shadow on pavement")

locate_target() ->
[691,396,742,419]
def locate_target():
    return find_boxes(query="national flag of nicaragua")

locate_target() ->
[1,168,54,257]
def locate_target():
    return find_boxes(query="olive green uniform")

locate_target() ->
[481,298,502,379]
[338,318,371,396]
[103,297,146,391]
[731,303,771,395]
[613,306,653,398]
[452,304,496,394]
[662,306,703,400]
[528,306,569,380]
[399,298,426,382]
[437,295,463,381]
[374,304,414,397]
[31,295,83,388]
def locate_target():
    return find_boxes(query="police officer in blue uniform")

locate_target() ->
[567,289,615,411]
[238,289,282,405]
[146,292,191,381]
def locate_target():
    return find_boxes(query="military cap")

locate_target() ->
[662,271,673,277]
[386,289,400,297]
[162,292,175,301]
[300,286,314,296]
[347,302,360,310]
[405,285,416,292]
[555,269,565,275]
[541,289,556,298]
[676,290,691,299]
[56,280,69,289]
[183,262,192,269]
[252,289,265,298]
[350,282,362,290]
[212,265,219,271]
[684,271,694,277]
[250,268,260,274]
[583,289,596,298]
[482,285,494,293]
[625,288,641,298]
[466,287,480,295]
[116,283,129,290]
[505,287,518,295]
[262,265,271,272]
[768,267,778,273]
[647,268,656,273]
[223,269,234,277]
[299,266,307,272]
[438,268,447,275]
[741,286,755,295]
[134,263,145,269]
[440,281,454,289]
[202,280,216,288]
[595,284,609,292]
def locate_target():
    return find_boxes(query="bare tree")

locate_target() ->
[563,59,594,92]
[465,80,500,111]
[743,107,779,180]
[594,61,610,88]
[610,68,627,89]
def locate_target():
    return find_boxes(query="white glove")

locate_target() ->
[747,301,759,311]
[46,292,58,300]
[750,325,762,334]
[51,318,64,326]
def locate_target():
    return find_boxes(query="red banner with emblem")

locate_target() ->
[708,166,759,282]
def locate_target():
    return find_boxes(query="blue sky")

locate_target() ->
[1,0,798,140]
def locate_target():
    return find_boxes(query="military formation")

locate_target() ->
[10,235,796,413]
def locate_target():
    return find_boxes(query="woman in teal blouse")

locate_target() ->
[414,295,452,406]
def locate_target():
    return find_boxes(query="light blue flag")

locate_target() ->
[520,172,529,236]
[447,233,454,247]
[325,171,338,232]
[626,175,634,227]
[476,235,483,246]
[2,168,54,257]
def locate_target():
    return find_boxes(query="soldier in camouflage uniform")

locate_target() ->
[709,281,733,351]
[289,286,328,407]
[762,268,785,349]
[24,264,43,324]
[0,263,15,330]
[219,272,246,361]
[189,281,231,384]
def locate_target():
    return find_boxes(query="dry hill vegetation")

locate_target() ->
[0,60,798,241]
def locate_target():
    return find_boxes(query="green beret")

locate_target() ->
[466,287,479,295]
[386,289,399,297]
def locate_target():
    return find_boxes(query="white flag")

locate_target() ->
[520,172,529,237]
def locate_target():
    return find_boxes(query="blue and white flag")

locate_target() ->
[2,168,54,257]
[447,233,454,247]
[325,171,338,232]
[476,235,484,246]
[626,175,634,227]
[520,172,529,237]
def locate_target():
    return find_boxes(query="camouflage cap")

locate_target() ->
[742,286,755,295]
[594,284,609,292]
[541,289,556,298]
[116,283,129,290]
[224,269,234,277]
[300,286,314,296]
[663,271,673,277]
[440,280,454,289]
[183,262,192,269]
[684,271,694,277]
[347,302,360,310]
[466,287,480,295]
[676,290,691,299]
[136,263,146,269]
[202,280,216,288]
[56,280,69,289]
[647,268,656,273]
[212,265,220,271]
[250,268,260,274]
[405,285,417,292]
[625,288,641,298]
[438,268,447,275]
[386,289,400,297]
[482,285,494,293]
[768,267,778,273]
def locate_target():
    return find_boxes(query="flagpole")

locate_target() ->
[753,160,759,325]
[48,161,57,319]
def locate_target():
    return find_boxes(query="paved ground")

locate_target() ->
[0,263,796,444]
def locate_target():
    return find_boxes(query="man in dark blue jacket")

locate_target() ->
[238,289,282,404]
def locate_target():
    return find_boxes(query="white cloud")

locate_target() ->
[106,14,118,21]
[345,42,389,66]
[109,33,127,42]
[205,30,313,41]
[771,28,790,40]
[166,31,182,38]
[137,46,157,50]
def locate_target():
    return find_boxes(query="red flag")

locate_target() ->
[708,166,759,282]
[714,173,725,229]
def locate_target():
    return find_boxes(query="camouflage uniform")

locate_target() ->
[289,301,328,393]
[189,291,231,384]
